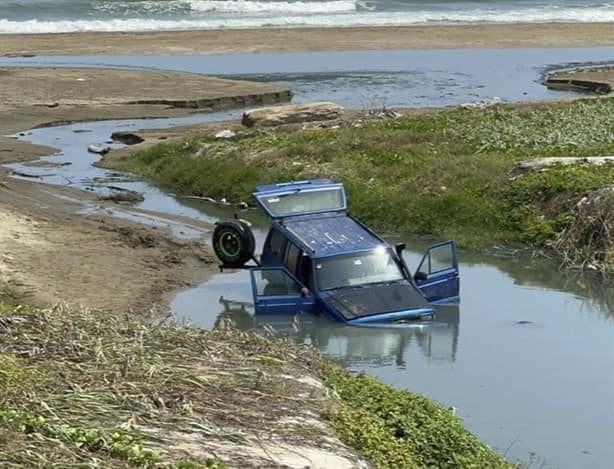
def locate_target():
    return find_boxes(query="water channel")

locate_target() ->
[2,47,614,468]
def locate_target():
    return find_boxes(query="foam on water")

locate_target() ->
[1,0,613,33]
[2,7,614,33]
[189,0,360,13]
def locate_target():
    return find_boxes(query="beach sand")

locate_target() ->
[2,23,614,57]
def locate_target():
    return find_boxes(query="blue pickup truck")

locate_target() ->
[212,179,459,325]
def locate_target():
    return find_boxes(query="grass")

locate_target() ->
[324,368,515,469]
[109,98,614,270]
[0,285,516,468]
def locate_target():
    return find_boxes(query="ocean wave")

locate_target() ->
[189,0,361,14]
[96,1,192,15]
[95,0,367,15]
[2,6,614,34]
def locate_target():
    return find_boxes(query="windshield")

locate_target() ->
[259,187,344,217]
[316,248,405,290]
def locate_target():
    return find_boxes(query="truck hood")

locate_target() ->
[323,282,433,324]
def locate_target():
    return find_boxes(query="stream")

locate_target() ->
[3,47,614,468]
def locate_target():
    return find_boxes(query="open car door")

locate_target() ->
[250,267,316,315]
[414,241,460,304]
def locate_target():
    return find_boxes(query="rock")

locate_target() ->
[367,109,402,119]
[214,129,236,139]
[111,131,145,145]
[513,156,614,173]
[545,78,612,94]
[100,186,144,204]
[87,144,111,155]
[460,97,504,109]
[10,170,42,179]
[242,102,344,127]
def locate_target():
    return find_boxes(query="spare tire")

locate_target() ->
[212,220,256,268]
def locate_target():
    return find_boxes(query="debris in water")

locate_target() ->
[87,144,111,155]
[215,129,236,139]
[99,186,144,204]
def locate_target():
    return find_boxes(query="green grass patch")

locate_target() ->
[500,163,614,245]
[110,98,614,256]
[324,367,515,469]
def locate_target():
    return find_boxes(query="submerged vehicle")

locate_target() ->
[212,179,459,325]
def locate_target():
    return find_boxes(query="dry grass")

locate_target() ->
[0,303,358,468]
[552,185,614,275]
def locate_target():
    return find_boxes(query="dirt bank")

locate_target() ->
[0,173,217,312]
[2,23,614,56]
[546,65,614,94]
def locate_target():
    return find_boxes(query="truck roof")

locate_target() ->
[280,213,387,258]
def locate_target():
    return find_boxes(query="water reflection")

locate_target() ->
[214,297,460,367]
[401,239,614,321]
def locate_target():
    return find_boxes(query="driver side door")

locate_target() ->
[414,241,460,304]
[250,266,315,315]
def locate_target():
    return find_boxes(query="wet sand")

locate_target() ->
[0,173,217,312]
[0,67,290,311]
[0,67,290,162]
[2,23,614,57]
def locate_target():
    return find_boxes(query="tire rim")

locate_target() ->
[218,231,241,258]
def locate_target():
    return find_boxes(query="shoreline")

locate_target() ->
[0,173,218,312]
[2,23,614,56]
[0,66,290,163]
[0,67,288,311]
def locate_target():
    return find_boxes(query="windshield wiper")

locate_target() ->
[277,189,301,198]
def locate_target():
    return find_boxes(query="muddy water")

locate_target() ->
[3,47,614,468]
[3,46,614,108]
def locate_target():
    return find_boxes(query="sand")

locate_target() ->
[0,174,217,312]
[2,23,614,57]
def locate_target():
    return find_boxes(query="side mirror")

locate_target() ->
[414,271,428,281]
[300,287,310,297]
[395,242,406,257]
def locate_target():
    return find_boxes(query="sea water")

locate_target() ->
[1,0,613,33]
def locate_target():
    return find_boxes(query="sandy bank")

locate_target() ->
[0,174,218,312]
[0,66,290,163]
[2,23,614,57]
[546,65,614,94]
[0,66,290,312]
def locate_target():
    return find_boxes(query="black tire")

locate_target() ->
[212,220,255,268]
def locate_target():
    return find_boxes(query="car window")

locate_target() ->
[283,243,301,274]
[428,244,454,273]
[316,248,404,290]
[259,187,344,217]
[298,255,314,290]
[266,228,285,261]
[417,243,454,275]
[253,269,302,296]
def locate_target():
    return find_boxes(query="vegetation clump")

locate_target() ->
[325,368,515,469]
[108,98,614,273]
[552,184,614,274]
